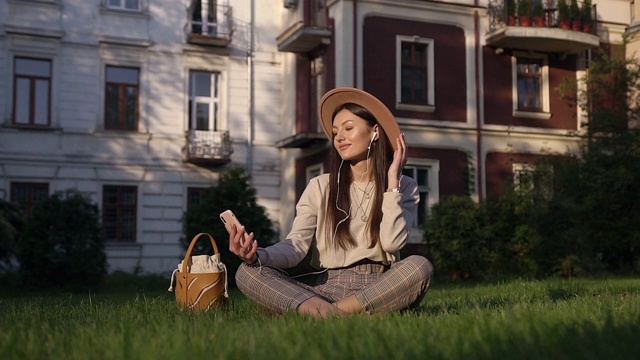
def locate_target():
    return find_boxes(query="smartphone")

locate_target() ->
[219,210,249,244]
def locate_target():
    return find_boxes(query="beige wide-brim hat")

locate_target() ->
[318,87,401,151]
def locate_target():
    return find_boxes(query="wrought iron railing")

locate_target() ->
[186,130,233,160]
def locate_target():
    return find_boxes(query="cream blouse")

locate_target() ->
[256,173,419,269]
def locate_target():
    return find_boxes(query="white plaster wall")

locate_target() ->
[0,39,6,127]
[594,1,632,24]
[0,0,283,275]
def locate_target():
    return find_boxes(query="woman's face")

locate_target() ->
[332,109,376,162]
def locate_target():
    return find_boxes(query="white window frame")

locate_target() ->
[188,70,221,131]
[396,35,435,113]
[512,52,551,120]
[512,163,536,191]
[6,37,60,128]
[403,158,440,244]
[106,0,141,11]
[191,0,220,36]
[21,0,59,3]
[305,163,324,184]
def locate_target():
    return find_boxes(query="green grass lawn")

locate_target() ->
[1,275,639,359]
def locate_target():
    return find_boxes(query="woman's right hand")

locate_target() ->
[228,224,258,264]
[387,133,407,189]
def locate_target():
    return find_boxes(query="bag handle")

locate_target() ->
[181,233,220,274]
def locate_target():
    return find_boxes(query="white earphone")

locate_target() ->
[368,130,377,150]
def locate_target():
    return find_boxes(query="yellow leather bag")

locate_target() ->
[169,233,228,311]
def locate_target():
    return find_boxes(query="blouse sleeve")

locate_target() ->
[378,176,419,253]
[255,177,322,268]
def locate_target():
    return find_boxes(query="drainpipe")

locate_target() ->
[474,1,483,201]
[247,0,255,176]
[353,0,358,87]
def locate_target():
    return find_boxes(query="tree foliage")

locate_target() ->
[17,189,106,289]
[554,45,640,273]
[0,199,25,271]
[423,195,489,280]
[181,166,277,284]
[425,45,640,280]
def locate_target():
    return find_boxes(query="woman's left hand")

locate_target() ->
[387,133,407,189]
[228,224,258,264]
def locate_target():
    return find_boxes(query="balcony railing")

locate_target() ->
[186,2,233,47]
[185,130,233,165]
[487,0,599,54]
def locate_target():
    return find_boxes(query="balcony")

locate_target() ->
[486,0,600,54]
[186,2,233,47]
[277,21,332,54]
[275,132,327,149]
[184,130,233,165]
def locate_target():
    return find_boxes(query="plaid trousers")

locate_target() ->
[235,255,433,314]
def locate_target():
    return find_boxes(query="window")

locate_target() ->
[107,0,139,10]
[105,66,139,130]
[513,163,536,191]
[516,58,542,111]
[13,57,52,126]
[191,0,217,35]
[188,70,220,131]
[401,43,427,103]
[103,185,137,242]
[402,160,440,228]
[187,187,207,211]
[512,53,550,118]
[305,163,323,184]
[402,167,430,227]
[10,182,49,217]
[396,36,435,112]
[513,162,554,197]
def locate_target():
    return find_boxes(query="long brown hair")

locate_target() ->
[325,103,394,250]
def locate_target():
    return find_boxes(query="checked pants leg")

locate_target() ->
[235,255,433,314]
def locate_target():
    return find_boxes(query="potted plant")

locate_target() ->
[557,0,570,29]
[532,0,545,27]
[517,0,532,26]
[507,0,517,26]
[581,0,593,33]
[570,0,582,30]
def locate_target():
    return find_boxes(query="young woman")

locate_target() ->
[229,87,433,317]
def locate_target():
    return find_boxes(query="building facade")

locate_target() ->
[0,0,283,273]
[275,0,635,252]
[1,0,636,273]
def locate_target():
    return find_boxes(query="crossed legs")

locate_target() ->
[235,255,433,318]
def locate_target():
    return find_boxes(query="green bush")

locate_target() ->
[569,0,580,21]
[425,47,640,281]
[517,0,532,17]
[0,199,25,271]
[17,189,106,290]
[582,0,593,25]
[554,47,640,274]
[483,191,540,278]
[425,192,543,281]
[557,0,570,20]
[181,166,277,285]
[506,0,516,16]
[423,195,490,281]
